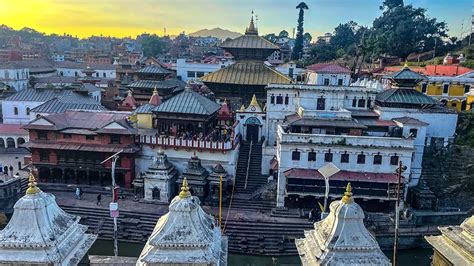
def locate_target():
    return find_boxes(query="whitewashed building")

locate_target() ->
[54,61,116,79]
[296,183,390,265]
[176,58,233,82]
[305,63,352,86]
[0,174,97,265]
[0,62,29,91]
[137,178,228,265]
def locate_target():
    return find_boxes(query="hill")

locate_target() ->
[188,28,241,40]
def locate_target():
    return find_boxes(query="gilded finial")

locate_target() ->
[403,62,409,68]
[341,182,353,204]
[249,94,259,108]
[153,86,158,95]
[239,105,245,112]
[127,90,133,97]
[26,172,40,195]
[179,177,191,198]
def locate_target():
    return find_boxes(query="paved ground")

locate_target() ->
[0,148,29,178]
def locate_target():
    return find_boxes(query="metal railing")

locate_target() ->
[244,140,253,190]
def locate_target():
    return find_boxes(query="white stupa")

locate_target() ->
[137,177,228,266]
[0,174,97,265]
[296,183,391,266]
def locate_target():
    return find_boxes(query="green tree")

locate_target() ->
[263,33,277,43]
[279,30,289,38]
[291,2,309,60]
[307,40,337,63]
[372,0,447,59]
[330,21,358,51]
[303,32,312,44]
[140,34,169,57]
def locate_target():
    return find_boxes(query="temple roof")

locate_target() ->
[30,91,106,114]
[220,35,278,50]
[127,79,186,91]
[201,61,292,86]
[295,184,390,265]
[0,174,96,265]
[137,179,227,265]
[136,64,172,75]
[149,88,161,105]
[153,88,220,116]
[5,88,71,102]
[375,87,438,105]
[306,63,352,74]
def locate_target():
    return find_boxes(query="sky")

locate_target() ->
[0,0,472,39]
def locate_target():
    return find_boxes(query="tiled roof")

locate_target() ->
[23,141,138,153]
[284,168,400,183]
[389,67,427,80]
[201,61,292,85]
[30,92,106,113]
[0,124,28,135]
[127,79,186,90]
[306,63,351,74]
[5,88,71,102]
[153,88,220,116]
[220,35,278,50]
[136,64,172,75]
[376,88,438,105]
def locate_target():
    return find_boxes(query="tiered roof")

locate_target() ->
[153,88,220,116]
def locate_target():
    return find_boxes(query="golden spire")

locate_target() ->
[179,177,191,198]
[249,94,260,108]
[152,86,158,95]
[341,182,353,204]
[239,105,245,112]
[403,61,409,68]
[26,172,40,195]
[245,10,258,35]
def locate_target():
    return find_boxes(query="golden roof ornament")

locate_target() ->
[245,10,258,35]
[153,86,158,95]
[403,62,409,68]
[239,105,245,112]
[26,172,40,195]
[179,177,191,198]
[341,182,353,204]
[249,94,260,108]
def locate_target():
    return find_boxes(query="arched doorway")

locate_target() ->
[152,187,160,200]
[245,117,261,142]
[6,138,15,148]
[17,137,25,146]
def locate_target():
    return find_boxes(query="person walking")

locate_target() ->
[96,194,102,206]
[75,187,81,200]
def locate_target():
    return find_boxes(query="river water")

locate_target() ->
[89,240,433,266]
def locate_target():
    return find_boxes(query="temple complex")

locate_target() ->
[143,151,179,203]
[137,178,228,265]
[295,183,390,265]
[0,174,96,265]
[201,14,292,107]
[425,215,473,266]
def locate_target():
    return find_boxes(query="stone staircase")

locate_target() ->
[234,142,268,193]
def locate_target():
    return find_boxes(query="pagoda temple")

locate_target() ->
[201,13,292,107]
[295,183,390,265]
[206,163,230,206]
[137,178,228,265]
[177,155,209,202]
[0,174,97,265]
[143,151,179,203]
[425,215,473,266]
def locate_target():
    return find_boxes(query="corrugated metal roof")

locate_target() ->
[134,103,155,114]
[390,67,427,80]
[220,35,279,50]
[289,118,367,129]
[375,88,438,105]
[23,141,139,153]
[284,168,400,183]
[136,64,172,75]
[201,61,292,85]
[30,92,106,113]
[5,88,71,102]
[153,88,220,116]
[127,79,185,90]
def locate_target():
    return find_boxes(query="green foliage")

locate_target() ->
[279,30,289,38]
[456,111,474,147]
[291,2,309,60]
[263,33,278,43]
[303,32,312,43]
[460,60,474,69]
[306,41,337,63]
[139,34,169,57]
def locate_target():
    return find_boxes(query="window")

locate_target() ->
[390,155,399,165]
[103,72,106,78]
[110,135,121,144]
[409,128,418,138]
[367,98,372,108]
[276,95,283,104]
[63,134,72,139]
[357,153,366,164]
[317,97,326,110]
[26,107,30,116]
[324,78,330,86]
[324,152,333,162]
[187,71,196,78]
[39,151,49,162]
[284,95,289,105]
[196,72,205,77]
[86,135,95,141]
[13,107,18,115]
[288,68,294,78]
[421,83,428,93]
[37,131,48,140]
[338,79,343,86]
[308,151,316,162]
[373,154,382,165]
[352,97,357,107]
[340,153,349,163]
[464,85,471,93]
[96,72,99,77]
[443,84,449,94]
[292,150,301,161]
[74,71,78,77]
[270,95,275,104]
[358,99,366,108]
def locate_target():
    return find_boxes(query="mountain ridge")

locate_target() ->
[188,27,242,40]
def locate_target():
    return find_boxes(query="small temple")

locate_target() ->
[143,151,179,203]
[0,174,97,265]
[137,178,228,265]
[206,163,230,206]
[295,183,391,265]
[177,155,210,202]
[425,215,473,266]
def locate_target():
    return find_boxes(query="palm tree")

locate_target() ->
[291,2,309,60]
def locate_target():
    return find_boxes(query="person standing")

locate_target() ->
[96,194,102,206]
[75,187,81,200]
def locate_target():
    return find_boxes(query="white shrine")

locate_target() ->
[143,151,179,203]
[295,183,390,266]
[137,178,228,266]
[0,174,97,265]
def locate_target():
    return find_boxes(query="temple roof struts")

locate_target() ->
[0,174,97,265]
[295,183,391,266]
[137,178,228,265]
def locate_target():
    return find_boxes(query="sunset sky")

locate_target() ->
[0,0,471,39]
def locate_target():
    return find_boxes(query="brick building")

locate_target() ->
[23,110,139,187]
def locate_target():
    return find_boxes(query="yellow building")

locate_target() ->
[416,75,474,112]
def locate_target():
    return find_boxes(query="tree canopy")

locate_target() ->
[291,2,309,60]
[139,34,169,57]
